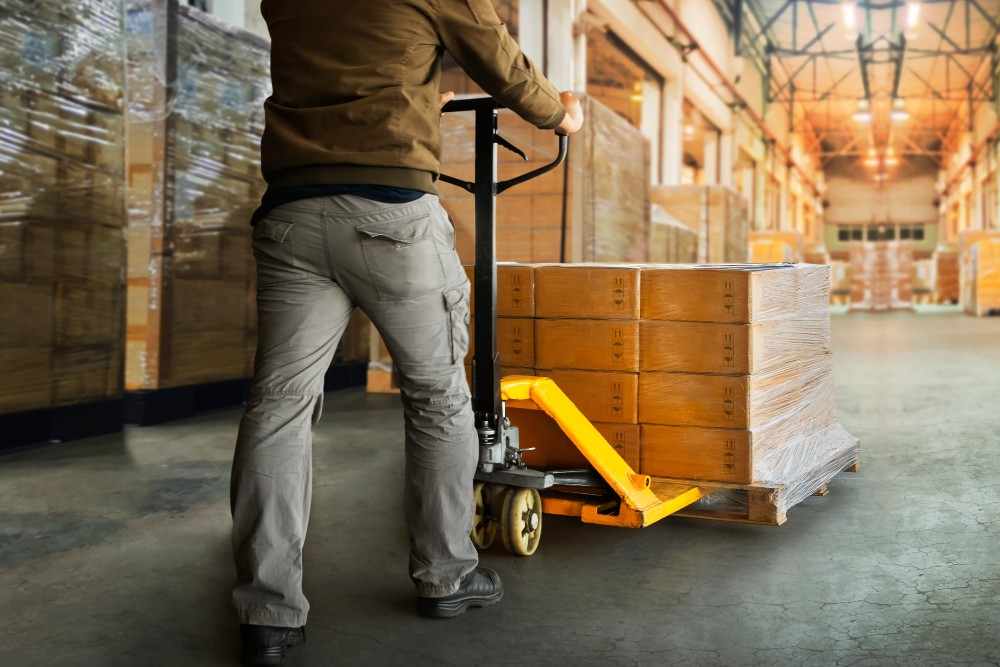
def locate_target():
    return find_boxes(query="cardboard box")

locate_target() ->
[535,319,639,372]
[54,284,121,348]
[640,264,829,323]
[52,346,122,406]
[537,368,638,424]
[638,354,834,428]
[165,331,248,387]
[0,284,54,348]
[465,264,535,317]
[534,264,640,319]
[512,407,640,470]
[640,392,838,483]
[639,319,828,374]
[170,279,248,333]
[467,317,535,369]
[0,347,52,413]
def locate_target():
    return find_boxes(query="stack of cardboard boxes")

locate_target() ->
[934,247,960,304]
[966,239,1000,316]
[748,231,804,264]
[125,1,268,391]
[650,207,698,264]
[0,0,127,416]
[958,231,1000,315]
[651,186,749,263]
[438,96,650,265]
[463,263,859,524]
[849,241,913,311]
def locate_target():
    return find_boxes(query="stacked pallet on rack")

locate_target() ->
[828,260,851,305]
[912,259,935,304]
[438,95,650,265]
[0,0,127,445]
[651,186,749,263]
[461,263,859,525]
[849,241,914,312]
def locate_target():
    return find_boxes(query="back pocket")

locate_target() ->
[357,214,446,302]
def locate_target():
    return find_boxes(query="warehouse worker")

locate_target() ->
[231,1,584,664]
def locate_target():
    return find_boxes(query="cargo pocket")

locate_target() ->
[251,218,295,263]
[444,286,470,365]
[357,215,446,302]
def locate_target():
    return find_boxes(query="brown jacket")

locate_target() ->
[260,0,566,193]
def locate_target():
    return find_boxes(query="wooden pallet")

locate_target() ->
[655,449,861,526]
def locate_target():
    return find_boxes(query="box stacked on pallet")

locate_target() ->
[967,239,1000,316]
[124,1,268,391]
[849,241,913,311]
[438,95,650,265]
[958,231,1000,315]
[0,0,127,429]
[651,186,749,263]
[934,247,960,304]
[469,263,857,524]
[650,207,698,264]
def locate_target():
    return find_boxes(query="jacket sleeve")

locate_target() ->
[436,0,566,130]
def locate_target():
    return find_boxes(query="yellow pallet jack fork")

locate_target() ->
[440,97,709,556]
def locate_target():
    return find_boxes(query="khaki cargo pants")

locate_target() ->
[230,194,478,628]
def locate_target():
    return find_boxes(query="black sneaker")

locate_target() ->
[416,567,503,619]
[240,624,305,666]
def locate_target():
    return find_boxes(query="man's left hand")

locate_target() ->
[440,91,455,109]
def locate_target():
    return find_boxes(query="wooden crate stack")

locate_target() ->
[438,95,650,265]
[849,241,914,312]
[463,263,858,525]
[124,1,268,391]
[0,0,127,416]
[651,185,749,263]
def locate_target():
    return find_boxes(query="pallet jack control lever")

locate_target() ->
[439,97,568,476]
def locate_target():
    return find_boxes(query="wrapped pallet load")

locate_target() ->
[462,263,858,525]
[0,0,127,445]
[849,241,914,312]
[437,95,651,265]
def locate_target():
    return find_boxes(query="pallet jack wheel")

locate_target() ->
[471,482,498,549]
[500,487,542,556]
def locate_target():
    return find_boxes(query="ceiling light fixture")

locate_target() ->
[906,1,921,33]
[852,98,872,122]
[842,1,859,36]
[890,98,911,121]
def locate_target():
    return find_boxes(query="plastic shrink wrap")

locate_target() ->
[650,185,749,263]
[0,0,127,415]
[849,241,913,311]
[485,263,858,524]
[125,0,268,390]
[958,231,1000,315]
[438,95,650,265]
[650,206,698,264]
[966,239,1000,316]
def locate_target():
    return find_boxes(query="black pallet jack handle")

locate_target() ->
[439,97,568,440]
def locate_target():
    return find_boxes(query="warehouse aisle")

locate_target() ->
[1,311,998,667]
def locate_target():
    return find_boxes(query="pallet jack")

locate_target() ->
[440,97,711,556]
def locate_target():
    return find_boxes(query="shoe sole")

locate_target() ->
[242,632,304,666]
[417,591,504,619]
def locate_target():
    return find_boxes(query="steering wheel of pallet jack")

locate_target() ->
[471,482,498,549]
[500,487,543,556]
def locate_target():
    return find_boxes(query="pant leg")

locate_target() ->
[323,194,478,598]
[231,198,354,627]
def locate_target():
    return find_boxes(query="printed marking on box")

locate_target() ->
[510,274,523,306]
[611,327,625,365]
[722,332,735,368]
[613,275,626,311]
[724,438,736,475]
[611,380,624,417]
[723,384,735,422]
[722,280,735,315]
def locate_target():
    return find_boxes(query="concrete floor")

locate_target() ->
[1,308,999,666]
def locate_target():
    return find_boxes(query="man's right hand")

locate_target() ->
[557,92,584,135]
